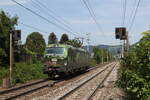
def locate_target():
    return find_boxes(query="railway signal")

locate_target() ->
[12,30,21,46]
[9,29,21,87]
[115,27,126,40]
[115,27,129,58]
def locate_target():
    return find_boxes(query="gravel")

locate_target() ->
[32,63,115,100]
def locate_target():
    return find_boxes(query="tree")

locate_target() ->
[25,32,46,55]
[59,33,69,44]
[48,32,57,44]
[66,39,82,47]
[0,10,18,65]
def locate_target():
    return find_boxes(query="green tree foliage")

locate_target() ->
[93,47,113,64]
[25,32,46,55]
[13,62,48,84]
[67,39,82,47]
[59,33,69,44]
[48,32,57,44]
[93,48,102,64]
[117,30,150,99]
[0,10,18,65]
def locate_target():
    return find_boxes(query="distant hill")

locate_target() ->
[83,44,122,56]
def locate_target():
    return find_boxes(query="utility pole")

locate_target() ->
[9,32,13,87]
[75,37,84,45]
[107,47,110,62]
[101,49,104,64]
[124,31,129,56]
[86,33,90,52]
[9,29,21,87]
[107,50,108,62]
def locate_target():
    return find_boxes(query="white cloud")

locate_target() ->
[0,0,31,6]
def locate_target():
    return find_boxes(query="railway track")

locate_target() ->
[0,78,60,100]
[57,62,117,100]
[32,62,117,100]
[0,62,115,100]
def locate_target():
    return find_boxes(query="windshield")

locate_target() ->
[46,47,64,54]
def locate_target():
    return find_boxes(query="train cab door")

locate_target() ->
[68,48,74,70]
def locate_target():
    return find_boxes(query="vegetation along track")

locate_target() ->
[32,62,117,100]
[57,62,117,100]
[0,78,60,100]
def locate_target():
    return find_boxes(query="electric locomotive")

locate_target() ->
[43,44,90,78]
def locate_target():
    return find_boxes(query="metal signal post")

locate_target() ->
[86,33,90,53]
[9,32,13,87]
[9,29,21,87]
[115,27,129,58]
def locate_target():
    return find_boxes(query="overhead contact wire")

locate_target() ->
[128,0,141,31]
[82,0,104,34]
[31,0,81,36]
[12,0,77,36]
[18,22,49,34]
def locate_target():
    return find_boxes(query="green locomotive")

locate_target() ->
[43,44,90,78]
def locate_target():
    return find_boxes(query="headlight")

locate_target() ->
[64,62,67,66]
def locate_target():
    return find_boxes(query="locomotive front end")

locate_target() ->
[43,44,68,78]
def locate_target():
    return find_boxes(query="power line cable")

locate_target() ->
[128,0,141,31]
[122,0,127,26]
[86,0,96,18]
[126,0,137,27]
[81,0,104,34]
[18,22,49,33]
[36,0,72,27]
[30,0,81,36]
[11,0,77,36]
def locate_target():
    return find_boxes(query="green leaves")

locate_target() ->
[93,47,113,64]
[117,30,150,99]
[59,33,69,44]
[13,62,48,84]
[66,39,82,47]
[25,32,46,55]
[0,10,18,65]
[48,32,57,44]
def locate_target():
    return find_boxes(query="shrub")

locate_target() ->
[117,31,150,99]
[13,62,48,84]
[0,67,9,85]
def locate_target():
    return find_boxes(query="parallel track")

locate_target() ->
[0,79,60,100]
[0,62,113,100]
[57,62,117,100]
[87,63,117,100]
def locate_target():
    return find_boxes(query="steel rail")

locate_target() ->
[57,62,115,100]
[0,78,49,95]
[0,62,114,100]
[87,62,118,100]
[0,79,60,100]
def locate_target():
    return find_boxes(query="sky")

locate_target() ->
[0,0,149,45]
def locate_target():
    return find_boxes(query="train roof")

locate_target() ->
[47,44,87,53]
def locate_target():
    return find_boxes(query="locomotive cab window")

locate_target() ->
[46,47,64,54]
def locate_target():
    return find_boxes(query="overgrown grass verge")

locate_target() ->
[13,62,48,84]
[89,59,97,67]
[0,67,9,86]
[0,62,48,86]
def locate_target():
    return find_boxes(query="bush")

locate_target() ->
[13,62,48,84]
[0,67,9,85]
[90,59,97,67]
[117,31,150,99]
